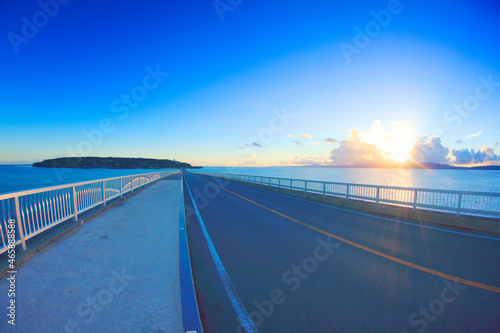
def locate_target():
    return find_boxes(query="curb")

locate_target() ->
[179,171,204,333]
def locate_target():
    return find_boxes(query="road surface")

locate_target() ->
[183,171,500,333]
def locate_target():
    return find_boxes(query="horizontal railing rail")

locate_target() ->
[199,172,500,220]
[0,171,175,255]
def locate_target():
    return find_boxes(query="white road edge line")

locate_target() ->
[184,175,259,333]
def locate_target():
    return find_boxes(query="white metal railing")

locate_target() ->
[0,171,175,254]
[200,172,500,220]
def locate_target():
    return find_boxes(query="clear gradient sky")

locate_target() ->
[1,0,500,166]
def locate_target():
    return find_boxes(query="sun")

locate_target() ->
[360,121,417,163]
[384,125,417,162]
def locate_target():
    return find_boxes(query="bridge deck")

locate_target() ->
[0,175,183,332]
[1,171,499,332]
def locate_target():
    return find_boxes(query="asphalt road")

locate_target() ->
[183,171,500,333]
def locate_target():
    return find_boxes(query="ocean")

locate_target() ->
[1,165,499,195]
[0,165,178,194]
[196,166,500,193]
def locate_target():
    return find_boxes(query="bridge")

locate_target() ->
[1,170,499,332]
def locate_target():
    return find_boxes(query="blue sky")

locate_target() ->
[1,0,500,166]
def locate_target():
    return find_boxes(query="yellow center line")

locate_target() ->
[193,174,500,293]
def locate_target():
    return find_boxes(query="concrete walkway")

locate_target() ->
[0,176,183,332]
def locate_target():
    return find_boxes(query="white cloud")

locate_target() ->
[410,137,450,164]
[295,133,322,145]
[329,128,387,165]
[464,130,482,140]
[243,158,257,166]
[281,155,328,165]
[321,121,498,166]
[449,146,500,165]
[449,148,472,164]
[410,137,500,165]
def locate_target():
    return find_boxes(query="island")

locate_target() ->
[33,157,202,169]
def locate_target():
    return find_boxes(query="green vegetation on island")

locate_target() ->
[33,157,201,169]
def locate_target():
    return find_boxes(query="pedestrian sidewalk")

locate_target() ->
[0,175,183,332]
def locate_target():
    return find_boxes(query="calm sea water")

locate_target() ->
[0,165,177,194]
[196,166,500,193]
[1,165,499,194]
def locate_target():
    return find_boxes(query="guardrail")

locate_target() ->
[0,171,175,255]
[200,172,500,219]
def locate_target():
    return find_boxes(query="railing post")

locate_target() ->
[304,180,308,193]
[346,185,350,200]
[290,179,293,190]
[323,182,326,196]
[376,187,380,205]
[278,178,281,188]
[413,190,418,210]
[102,181,106,207]
[457,193,462,216]
[131,177,134,192]
[14,196,27,251]
[72,185,78,221]
[120,178,123,198]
